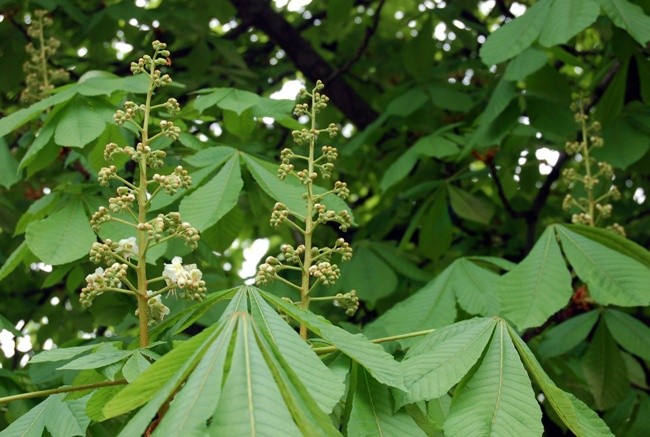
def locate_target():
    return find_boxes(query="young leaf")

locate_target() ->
[444,320,544,436]
[347,366,425,436]
[479,0,552,65]
[395,317,497,409]
[603,309,650,360]
[25,199,96,266]
[538,0,600,47]
[582,320,631,410]
[597,0,650,45]
[179,154,243,231]
[537,310,600,358]
[508,325,614,436]
[556,225,650,306]
[258,288,405,390]
[497,226,573,330]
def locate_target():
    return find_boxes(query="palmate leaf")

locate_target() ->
[537,310,600,358]
[347,365,425,437]
[508,325,614,436]
[395,317,497,410]
[603,309,650,361]
[556,225,650,306]
[364,266,456,349]
[497,226,573,330]
[25,199,96,265]
[445,320,544,436]
[562,224,650,267]
[259,288,405,390]
[582,320,630,410]
[179,154,243,231]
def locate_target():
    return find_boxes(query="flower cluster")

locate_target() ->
[162,257,207,301]
[80,263,128,307]
[562,98,624,235]
[21,10,69,103]
[255,81,358,320]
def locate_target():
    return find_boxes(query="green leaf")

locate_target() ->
[556,225,650,306]
[426,84,474,112]
[450,259,500,316]
[0,138,20,189]
[395,317,497,409]
[183,145,235,168]
[447,185,494,225]
[0,241,31,283]
[57,345,131,370]
[563,224,650,267]
[54,96,110,148]
[538,0,601,46]
[0,395,51,437]
[418,188,453,260]
[76,72,149,96]
[509,325,614,436]
[582,320,630,410]
[597,0,650,45]
[365,266,457,349]
[259,288,405,390]
[121,351,152,383]
[480,0,552,65]
[194,87,261,115]
[25,200,96,265]
[0,313,20,336]
[445,320,544,436]
[537,310,600,358]
[18,117,57,171]
[497,226,573,330]
[179,154,243,231]
[339,246,398,309]
[594,115,650,169]
[503,47,548,81]
[603,309,650,361]
[46,393,91,437]
[348,366,425,436]
[248,289,345,413]
[29,343,109,364]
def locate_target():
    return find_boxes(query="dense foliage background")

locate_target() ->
[0,0,649,435]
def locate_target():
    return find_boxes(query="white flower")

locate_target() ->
[163,256,186,285]
[85,267,105,290]
[116,237,138,260]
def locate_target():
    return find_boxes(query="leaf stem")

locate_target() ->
[312,329,436,355]
[0,378,128,405]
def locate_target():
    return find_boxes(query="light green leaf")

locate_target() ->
[395,317,497,409]
[595,115,650,169]
[582,320,630,410]
[539,0,601,46]
[25,200,96,265]
[179,154,243,231]
[445,320,543,436]
[242,153,353,222]
[597,0,650,45]
[0,138,20,189]
[18,118,56,171]
[537,310,600,358]
[365,266,457,349]
[348,366,425,436]
[77,72,149,96]
[0,241,31,283]
[447,185,494,225]
[248,289,345,413]
[54,96,110,148]
[57,345,131,370]
[509,325,614,436]
[556,225,650,306]
[497,226,573,330]
[122,351,152,383]
[603,309,650,361]
[46,393,91,437]
[183,145,235,168]
[259,288,405,390]
[29,343,109,364]
[450,259,500,316]
[562,224,650,267]
[503,47,548,81]
[0,86,77,137]
[339,246,398,309]
[0,395,51,437]
[194,87,260,115]
[480,0,552,65]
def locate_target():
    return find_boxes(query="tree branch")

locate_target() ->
[229,0,380,129]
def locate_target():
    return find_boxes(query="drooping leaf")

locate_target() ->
[418,188,453,260]
[479,0,552,65]
[395,317,497,409]
[450,258,500,316]
[538,0,601,47]
[18,117,57,171]
[603,309,650,361]
[537,310,600,358]
[582,320,630,410]
[0,241,31,283]
[444,320,544,436]
[447,185,494,225]
[179,154,243,231]
[348,366,425,436]
[259,288,405,390]
[509,325,614,436]
[364,266,457,349]
[556,225,650,306]
[25,199,96,265]
[497,226,573,329]
[595,113,650,169]
[597,0,650,45]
